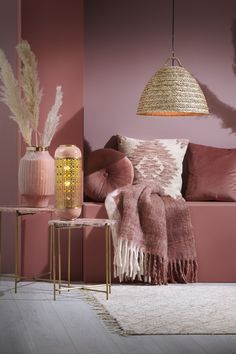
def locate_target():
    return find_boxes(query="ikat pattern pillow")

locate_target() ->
[118,135,189,198]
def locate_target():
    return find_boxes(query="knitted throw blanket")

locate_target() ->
[105,183,198,285]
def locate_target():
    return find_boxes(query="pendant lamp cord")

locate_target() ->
[171,0,175,65]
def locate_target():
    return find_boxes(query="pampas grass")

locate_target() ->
[0,49,32,145]
[40,86,63,147]
[0,40,63,147]
[17,40,43,146]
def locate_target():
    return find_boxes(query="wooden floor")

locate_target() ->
[0,280,236,354]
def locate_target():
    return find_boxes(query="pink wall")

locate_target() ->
[84,0,236,150]
[20,0,84,280]
[21,0,84,156]
[0,0,20,273]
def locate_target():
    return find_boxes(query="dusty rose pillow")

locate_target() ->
[84,148,134,202]
[185,143,236,201]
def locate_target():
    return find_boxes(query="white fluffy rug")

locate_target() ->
[87,283,236,335]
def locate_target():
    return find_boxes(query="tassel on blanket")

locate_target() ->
[145,253,168,285]
[114,239,143,282]
[114,238,169,284]
[167,259,198,284]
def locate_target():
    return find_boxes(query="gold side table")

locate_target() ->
[0,205,55,293]
[48,218,114,300]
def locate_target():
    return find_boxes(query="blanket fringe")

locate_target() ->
[167,259,198,284]
[145,253,168,285]
[114,238,197,284]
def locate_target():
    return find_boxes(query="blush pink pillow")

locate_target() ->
[84,148,134,202]
[185,143,236,201]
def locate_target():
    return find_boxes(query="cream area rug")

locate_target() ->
[86,284,236,335]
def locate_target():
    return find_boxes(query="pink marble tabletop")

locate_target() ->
[48,218,115,228]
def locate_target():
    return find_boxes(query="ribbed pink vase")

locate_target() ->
[18,147,55,207]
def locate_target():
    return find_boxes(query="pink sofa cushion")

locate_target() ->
[84,148,134,202]
[117,135,189,199]
[185,143,236,201]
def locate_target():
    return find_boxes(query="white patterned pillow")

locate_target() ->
[117,135,189,198]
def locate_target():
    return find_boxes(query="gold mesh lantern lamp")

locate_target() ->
[137,0,209,116]
[55,144,82,220]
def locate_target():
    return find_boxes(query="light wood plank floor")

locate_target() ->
[0,280,236,354]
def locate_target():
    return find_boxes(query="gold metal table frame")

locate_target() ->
[0,206,55,292]
[49,218,113,301]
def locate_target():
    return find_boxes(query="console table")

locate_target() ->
[48,218,114,300]
[0,206,54,292]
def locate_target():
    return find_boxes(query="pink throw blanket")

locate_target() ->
[105,183,197,285]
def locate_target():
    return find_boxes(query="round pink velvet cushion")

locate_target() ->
[84,148,134,202]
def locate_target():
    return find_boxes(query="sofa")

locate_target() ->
[82,201,236,283]
[83,136,236,283]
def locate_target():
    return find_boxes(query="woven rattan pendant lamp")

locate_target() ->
[137,0,209,116]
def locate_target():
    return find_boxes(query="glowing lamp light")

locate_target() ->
[54,144,82,220]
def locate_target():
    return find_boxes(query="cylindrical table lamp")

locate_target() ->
[55,144,82,220]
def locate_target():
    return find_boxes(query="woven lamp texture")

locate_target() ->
[137,64,209,116]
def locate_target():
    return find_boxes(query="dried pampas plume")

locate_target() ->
[17,40,43,146]
[40,86,63,147]
[0,40,63,147]
[0,49,32,145]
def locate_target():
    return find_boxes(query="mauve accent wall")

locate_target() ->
[0,0,19,273]
[21,0,84,280]
[85,0,236,150]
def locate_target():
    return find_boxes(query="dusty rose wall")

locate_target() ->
[0,0,19,273]
[21,0,84,155]
[20,0,84,280]
[84,0,236,150]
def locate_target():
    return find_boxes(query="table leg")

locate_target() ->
[108,225,112,294]
[105,225,109,300]
[58,229,61,294]
[49,225,53,281]
[0,212,2,275]
[52,226,56,300]
[15,212,21,293]
[68,228,71,289]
